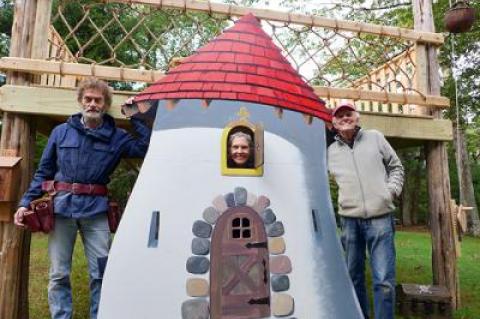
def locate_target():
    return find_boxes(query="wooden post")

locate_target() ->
[0,1,52,318]
[413,0,459,309]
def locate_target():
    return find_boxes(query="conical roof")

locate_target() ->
[135,13,331,121]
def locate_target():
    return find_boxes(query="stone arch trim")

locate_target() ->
[182,187,296,319]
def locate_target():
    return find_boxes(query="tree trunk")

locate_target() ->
[453,123,480,236]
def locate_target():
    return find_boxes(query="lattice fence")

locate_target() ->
[51,2,229,70]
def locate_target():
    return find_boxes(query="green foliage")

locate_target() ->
[0,0,13,58]
[34,134,48,168]
[397,148,429,224]
[107,161,139,211]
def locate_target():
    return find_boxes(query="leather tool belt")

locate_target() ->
[23,181,113,233]
[42,180,108,196]
[41,180,120,232]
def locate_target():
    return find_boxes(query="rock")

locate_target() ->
[186,256,210,274]
[234,187,248,206]
[181,299,209,319]
[271,275,290,292]
[270,255,292,274]
[225,192,235,207]
[272,293,294,317]
[246,192,257,207]
[186,278,209,297]
[192,220,212,238]
[202,206,220,224]
[253,195,270,213]
[212,195,228,213]
[260,208,276,224]
[267,221,284,237]
[268,237,286,255]
[191,238,210,255]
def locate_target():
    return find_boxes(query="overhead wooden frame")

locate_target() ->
[0,57,450,108]
[109,0,444,45]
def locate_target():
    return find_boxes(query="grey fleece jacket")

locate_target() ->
[327,129,404,219]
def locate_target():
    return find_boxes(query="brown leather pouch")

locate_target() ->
[23,210,43,232]
[107,201,122,233]
[29,196,54,233]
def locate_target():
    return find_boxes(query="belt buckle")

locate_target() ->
[71,183,81,195]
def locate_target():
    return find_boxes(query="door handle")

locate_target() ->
[263,259,268,284]
[245,241,268,249]
[248,297,270,305]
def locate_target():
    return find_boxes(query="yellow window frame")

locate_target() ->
[221,119,264,177]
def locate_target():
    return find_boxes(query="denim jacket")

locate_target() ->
[19,113,151,218]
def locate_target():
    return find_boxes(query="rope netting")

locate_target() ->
[49,1,423,113]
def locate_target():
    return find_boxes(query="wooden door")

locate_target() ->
[210,207,270,319]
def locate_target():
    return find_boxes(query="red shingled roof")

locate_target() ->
[135,13,331,121]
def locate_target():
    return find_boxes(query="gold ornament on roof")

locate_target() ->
[237,107,250,120]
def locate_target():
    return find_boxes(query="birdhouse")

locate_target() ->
[0,156,22,222]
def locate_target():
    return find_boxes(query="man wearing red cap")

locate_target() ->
[327,102,404,319]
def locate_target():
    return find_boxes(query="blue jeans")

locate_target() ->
[48,214,111,319]
[340,214,396,319]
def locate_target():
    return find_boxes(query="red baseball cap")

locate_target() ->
[332,102,356,117]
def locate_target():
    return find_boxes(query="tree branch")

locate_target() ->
[359,2,412,11]
[325,1,412,12]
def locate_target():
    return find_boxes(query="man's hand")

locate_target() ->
[121,97,139,118]
[14,207,29,227]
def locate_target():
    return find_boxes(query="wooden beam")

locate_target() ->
[0,58,450,108]
[359,112,452,141]
[0,85,130,119]
[0,57,165,83]
[0,85,452,141]
[108,0,444,45]
[314,86,449,109]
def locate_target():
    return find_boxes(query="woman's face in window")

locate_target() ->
[229,136,251,167]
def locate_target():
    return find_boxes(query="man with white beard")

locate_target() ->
[14,78,151,319]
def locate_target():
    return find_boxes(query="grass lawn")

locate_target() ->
[29,230,480,319]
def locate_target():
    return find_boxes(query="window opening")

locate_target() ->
[231,217,252,239]
[221,112,264,177]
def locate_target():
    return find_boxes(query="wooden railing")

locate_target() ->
[39,26,77,88]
